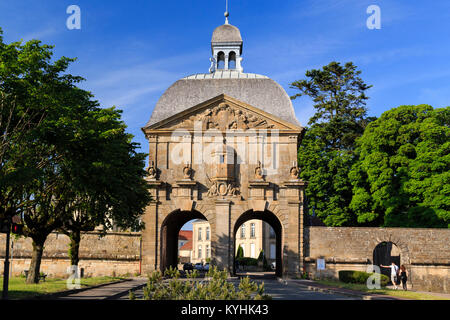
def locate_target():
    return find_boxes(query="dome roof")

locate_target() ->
[211,24,243,43]
[144,71,301,128]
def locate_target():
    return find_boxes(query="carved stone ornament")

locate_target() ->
[290,161,300,179]
[255,161,264,180]
[171,103,276,131]
[206,181,240,197]
[147,160,157,179]
[182,163,193,180]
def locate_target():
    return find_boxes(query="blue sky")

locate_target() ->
[2,1,450,230]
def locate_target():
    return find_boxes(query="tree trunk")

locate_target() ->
[68,230,81,266]
[26,240,44,284]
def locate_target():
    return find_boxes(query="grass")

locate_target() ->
[0,276,127,300]
[315,279,449,300]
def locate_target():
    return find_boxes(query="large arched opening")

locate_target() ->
[160,209,208,271]
[233,210,283,277]
[373,241,401,278]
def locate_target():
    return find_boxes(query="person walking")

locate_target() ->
[399,265,408,290]
[381,262,399,289]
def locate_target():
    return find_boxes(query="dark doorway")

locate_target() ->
[160,210,207,271]
[373,242,401,278]
[233,210,283,277]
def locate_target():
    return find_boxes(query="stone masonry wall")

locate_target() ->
[0,232,141,278]
[304,227,450,293]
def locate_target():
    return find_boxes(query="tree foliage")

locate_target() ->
[236,245,244,259]
[350,105,449,227]
[0,29,151,283]
[0,28,77,223]
[291,62,374,226]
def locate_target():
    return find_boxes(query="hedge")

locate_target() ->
[236,257,258,266]
[338,270,390,287]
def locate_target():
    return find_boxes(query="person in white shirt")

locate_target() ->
[381,262,399,289]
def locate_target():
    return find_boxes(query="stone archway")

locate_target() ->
[371,234,411,267]
[160,209,208,271]
[232,209,283,277]
[373,242,401,278]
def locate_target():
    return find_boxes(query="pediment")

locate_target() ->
[144,94,302,132]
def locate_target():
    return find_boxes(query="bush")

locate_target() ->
[338,270,390,287]
[236,245,244,259]
[236,257,258,266]
[142,266,271,300]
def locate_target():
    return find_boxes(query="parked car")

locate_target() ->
[183,263,193,271]
[203,263,210,271]
[194,263,203,270]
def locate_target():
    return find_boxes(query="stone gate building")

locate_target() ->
[141,16,307,277]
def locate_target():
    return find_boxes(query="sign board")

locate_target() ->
[317,258,325,270]
[0,219,10,233]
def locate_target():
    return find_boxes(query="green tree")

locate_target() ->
[58,107,151,267]
[18,66,97,283]
[350,105,449,227]
[0,29,71,226]
[0,31,150,282]
[290,61,374,226]
[236,245,244,259]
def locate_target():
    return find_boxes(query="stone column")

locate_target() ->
[224,54,229,70]
[141,180,164,274]
[283,180,307,277]
[212,199,231,272]
[142,201,159,274]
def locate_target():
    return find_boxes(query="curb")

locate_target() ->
[25,279,132,300]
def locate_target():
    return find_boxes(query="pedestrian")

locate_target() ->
[399,265,408,290]
[380,262,399,290]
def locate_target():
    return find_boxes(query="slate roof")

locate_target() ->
[144,74,301,128]
[211,24,242,43]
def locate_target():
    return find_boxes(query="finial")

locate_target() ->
[225,0,229,24]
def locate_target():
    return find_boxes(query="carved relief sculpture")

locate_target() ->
[147,160,157,179]
[255,160,264,180]
[171,103,276,131]
[290,161,300,179]
[182,163,193,180]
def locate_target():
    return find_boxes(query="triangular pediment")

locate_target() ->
[143,94,302,132]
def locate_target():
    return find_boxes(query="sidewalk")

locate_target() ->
[53,277,147,300]
[286,279,404,300]
[287,279,450,300]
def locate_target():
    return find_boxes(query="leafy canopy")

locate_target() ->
[350,105,449,228]
[291,61,374,226]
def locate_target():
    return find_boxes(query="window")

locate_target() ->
[269,227,275,239]
[217,51,225,69]
[206,227,210,240]
[240,224,245,238]
[250,243,255,258]
[270,244,276,260]
[219,155,225,164]
[206,244,210,258]
[198,245,202,259]
[198,228,202,241]
[229,51,236,69]
[250,223,255,238]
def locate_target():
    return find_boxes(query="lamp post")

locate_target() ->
[2,219,11,300]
